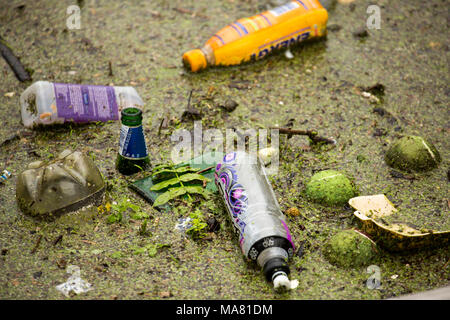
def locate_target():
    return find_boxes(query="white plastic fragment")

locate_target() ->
[0,170,11,183]
[273,274,299,291]
[174,217,193,233]
[284,48,294,59]
[56,265,92,298]
[258,147,279,166]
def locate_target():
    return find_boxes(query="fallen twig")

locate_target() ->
[52,235,63,246]
[108,61,113,77]
[271,127,336,145]
[0,35,31,82]
[181,89,201,121]
[31,235,42,254]
[196,166,214,174]
[173,7,209,19]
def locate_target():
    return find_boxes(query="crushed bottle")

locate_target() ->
[16,149,105,219]
[20,81,144,128]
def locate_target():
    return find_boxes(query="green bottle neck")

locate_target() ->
[121,107,143,126]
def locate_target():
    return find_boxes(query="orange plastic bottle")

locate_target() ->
[182,0,328,72]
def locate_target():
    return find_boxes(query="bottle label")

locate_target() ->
[118,124,148,159]
[269,1,300,17]
[53,83,119,122]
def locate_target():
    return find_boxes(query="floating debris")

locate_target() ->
[385,135,441,172]
[353,27,369,39]
[305,170,358,206]
[219,99,239,112]
[55,265,92,298]
[349,194,450,252]
[284,49,294,59]
[258,147,278,166]
[16,149,105,219]
[20,81,143,128]
[285,207,300,217]
[0,35,31,82]
[182,0,328,72]
[323,229,378,268]
[215,151,295,290]
[174,217,193,233]
[0,170,11,184]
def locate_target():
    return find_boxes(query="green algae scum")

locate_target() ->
[0,0,449,300]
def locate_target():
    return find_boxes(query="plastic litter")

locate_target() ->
[55,265,92,298]
[0,169,11,184]
[16,149,105,219]
[182,0,328,72]
[174,217,193,233]
[258,147,278,166]
[215,151,296,290]
[284,49,294,59]
[273,273,299,291]
[20,81,143,128]
[349,194,450,251]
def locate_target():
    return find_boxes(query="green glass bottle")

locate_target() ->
[116,107,150,175]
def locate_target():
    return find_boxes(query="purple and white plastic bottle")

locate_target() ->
[20,81,143,128]
[215,151,296,290]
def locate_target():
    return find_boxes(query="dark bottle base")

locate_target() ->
[116,155,150,175]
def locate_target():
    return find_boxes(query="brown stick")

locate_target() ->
[0,35,31,82]
[196,166,214,174]
[31,235,42,254]
[270,127,336,145]
[173,7,209,19]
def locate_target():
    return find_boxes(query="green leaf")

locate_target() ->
[152,163,175,171]
[146,245,158,257]
[150,173,210,191]
[183,186,211,199]
[152,185,211,207]
[132,246,147,255]
[107,212,122,224]
[153,187,188,207]
[186,209,208,239]
[130,210,150,220]
[151,166,201,182]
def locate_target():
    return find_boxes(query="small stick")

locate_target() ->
[52,235,63,246]
[31,235,42,254]
[271,127,336,145]
[196,166,214,174]
[186,89,193,111]
[0,35,31,82]
[173,7,209,19]
[442,259,449,271]
[108,61,113,77]
[157,117,165,136]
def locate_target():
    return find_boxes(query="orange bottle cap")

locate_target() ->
[182,49,207,72]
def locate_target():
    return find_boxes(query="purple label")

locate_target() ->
[53,83,119,122]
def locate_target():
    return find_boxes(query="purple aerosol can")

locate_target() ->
[215,151,296,290]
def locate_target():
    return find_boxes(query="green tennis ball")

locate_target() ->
[324,230,378,269]
[385,135,441,172]
[305,170,358,206]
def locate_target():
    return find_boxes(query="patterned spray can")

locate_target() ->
[215,151,295,290]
